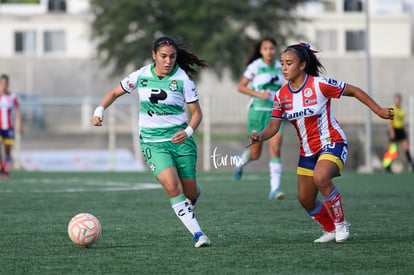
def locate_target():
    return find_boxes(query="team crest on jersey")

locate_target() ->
[302,88,317,106]
[303,88,313,98]
[169,80,178,91]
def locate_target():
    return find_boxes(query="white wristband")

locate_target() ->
[184,126,194,137]
[93,106,104,117]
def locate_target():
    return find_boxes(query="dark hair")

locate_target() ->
[284,43,325,76]
[0,74,9,83]
[246,37,277,66]
[152,36,208,79]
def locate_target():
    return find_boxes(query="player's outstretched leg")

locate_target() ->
[171,194,211,247]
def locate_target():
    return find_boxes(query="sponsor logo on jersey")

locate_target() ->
[324,77,339,87]
[147,109,174,117]
[148,162,156,172]
[286,108,315,120]
[169,80,178,91]
[149,89,167,104]
[273,100,281,110]
[192,87,198,97]
[280,94,293,110]
[126,80,134,88]
[302,87,317,107]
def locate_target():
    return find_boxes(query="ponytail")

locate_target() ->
[284,43,325,76]
[153,36,208,79]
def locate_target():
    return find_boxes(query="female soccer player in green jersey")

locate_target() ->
[233,38,285,200]
[92,36,210,247]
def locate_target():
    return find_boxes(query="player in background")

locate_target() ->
[384,93,414,172]
[233,38,285,200]
[92,36,211,247]
[0,74,21,179]
[248,43,394,243]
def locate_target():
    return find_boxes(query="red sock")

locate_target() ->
[309,201,335,232]
[324,188,345,223]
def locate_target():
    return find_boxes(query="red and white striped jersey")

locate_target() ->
[272,75,347,156]
[0,93,19,130]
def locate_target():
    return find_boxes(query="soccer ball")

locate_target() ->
[68,213,101,246]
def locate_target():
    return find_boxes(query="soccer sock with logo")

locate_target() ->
[269,157,282,192]
[170,194,202,235]
[236,149,251,168]
[307,200,335,232]
[4,157,12,174]
[324,187,345,223]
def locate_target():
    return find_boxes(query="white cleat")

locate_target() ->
[314,231,336,243]
[194,232,211,248]
[335,220,350,242]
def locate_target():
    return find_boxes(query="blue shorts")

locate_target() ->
[0,129,15,145]
[297,143,348,176]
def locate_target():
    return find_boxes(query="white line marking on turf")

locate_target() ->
[0,183,162,193]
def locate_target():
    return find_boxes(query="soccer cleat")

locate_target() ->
[193,232,211,248]
[186,198,198,211]
[268,189,285,200]
[314,230,336,243]
[233,166,243,180]
[335,220,350,242]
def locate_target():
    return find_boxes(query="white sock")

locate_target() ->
[171,194,202,235]
[269,158,282,192]
[236,149,251,168]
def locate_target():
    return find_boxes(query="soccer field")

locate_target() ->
[1,171,413,274]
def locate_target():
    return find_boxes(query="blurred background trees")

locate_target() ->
[90,0,305,79]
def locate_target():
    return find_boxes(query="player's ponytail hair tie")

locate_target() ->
[284,42,325,76]
[285,42,320,65]
[299,42,320,53]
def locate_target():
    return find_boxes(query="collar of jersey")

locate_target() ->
[260,57,277,67]
[288,74,309,94]
[151,63,179,80]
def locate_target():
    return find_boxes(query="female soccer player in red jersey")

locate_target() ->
[0,74,21,179]
[248,43,394,242]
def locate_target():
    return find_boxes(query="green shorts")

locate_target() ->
[247,107,283,135]
[140,137,197,178]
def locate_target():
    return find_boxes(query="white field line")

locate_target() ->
[0,182,162,193]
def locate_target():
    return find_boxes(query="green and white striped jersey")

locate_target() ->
[243,58,283,111]
[120,63,198,142]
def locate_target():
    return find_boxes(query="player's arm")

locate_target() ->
[247,118,281,147]
[238,77,271,100]
[92,84,126,126]
[171,101,202,144]
[343,84,394,120]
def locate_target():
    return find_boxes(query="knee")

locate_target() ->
[297,194,316,211]
[249,151,261,160]
[313,173,330,188]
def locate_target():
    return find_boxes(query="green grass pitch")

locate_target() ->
[1,171,413,274]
